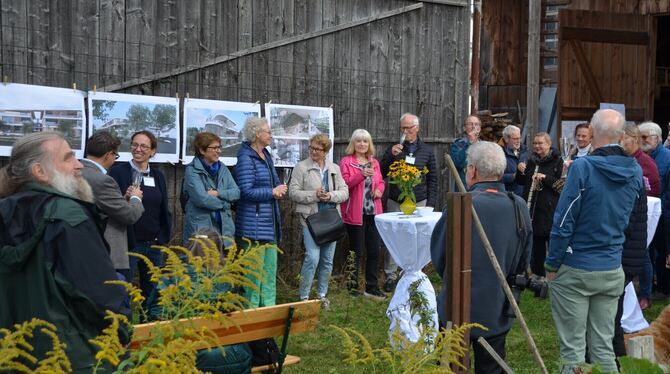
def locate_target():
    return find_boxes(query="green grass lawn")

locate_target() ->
[276,277,670,373]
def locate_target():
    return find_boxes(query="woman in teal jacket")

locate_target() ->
[183,132,240,244]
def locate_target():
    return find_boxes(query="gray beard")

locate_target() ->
[50,169,94,203]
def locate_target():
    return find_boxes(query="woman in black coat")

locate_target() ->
[515,132,563,277]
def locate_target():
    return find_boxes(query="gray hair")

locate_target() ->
[591,109,625,141]
[502,125,520,139]
[638,121,662,138]
[243,117,269,142]
[400,113,419,127]
[467,141,507,179]
[0,132,65,197]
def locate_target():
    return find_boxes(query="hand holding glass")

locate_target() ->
[132,171,143,189]
[560,138,572,162]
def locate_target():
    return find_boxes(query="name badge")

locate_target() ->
[405,155,416,164]
[143,176,156,187]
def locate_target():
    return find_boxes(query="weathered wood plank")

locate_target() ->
[72,0,99,89]
[238,0,253,102]
[251,0,269,104]
[1,0,28,82]
[304,0,322,106]
[198,0,217,99]
[349,1,371,131]
[319,0,336,109]
[216,0,239,100]
[332,0,353,139]
[290,0,307,104]
[98,3,424,92]
[99,0,125,87]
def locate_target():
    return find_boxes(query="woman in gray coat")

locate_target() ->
[183,132,240,244]
[289,134,349,309]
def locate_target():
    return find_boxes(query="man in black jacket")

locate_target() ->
[431,141,531,374]
[0,132,129,372]
[380,113,438,291]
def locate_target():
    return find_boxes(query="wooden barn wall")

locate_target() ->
[0,0,470,278]
[477,0,528,115]
[477,0,662,118]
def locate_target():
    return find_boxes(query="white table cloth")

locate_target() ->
[375,211,442,347]
[647,196,661,247]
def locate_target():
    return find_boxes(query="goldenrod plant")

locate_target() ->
[331,322,482,374]
[0,236,271,373]
[333,277,484,373]
[0,318,72,373]
[89,236,270,372]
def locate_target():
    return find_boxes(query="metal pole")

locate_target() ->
[444,154,548,374]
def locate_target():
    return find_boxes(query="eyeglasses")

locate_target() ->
[640,134,657,140]
[400,125,417,132]
[309,146,325,152]
[259,129,272,135]
[112,151,120,160]
[131,143,151,151]
[465,122,481,127]
[207,145,222,151]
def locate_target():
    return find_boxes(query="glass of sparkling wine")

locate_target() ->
[560,137,572,162]
[132,170,143,189]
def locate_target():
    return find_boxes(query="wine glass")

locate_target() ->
[282,168,292,185]
[132,170,143,189]
[560,138,572,162]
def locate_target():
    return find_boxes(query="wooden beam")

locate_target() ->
[100,3,424,92]
[561,107,646,121]
[412,0,469,6]
[568,39,604,105]
[470,0,481,114]
[525,0,541,140]
[562,27,649,45]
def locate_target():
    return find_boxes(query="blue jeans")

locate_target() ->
[128,241,165,302]
[639,247,653,298]
[299,226,336,300]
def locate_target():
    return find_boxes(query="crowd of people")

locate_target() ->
[2,108,670,373]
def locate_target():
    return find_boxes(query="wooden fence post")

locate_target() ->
[445,192,472,372]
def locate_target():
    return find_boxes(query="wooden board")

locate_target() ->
[557,9,656,123]
[130,300,321,350]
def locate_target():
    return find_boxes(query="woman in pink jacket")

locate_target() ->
[339,129,386,300]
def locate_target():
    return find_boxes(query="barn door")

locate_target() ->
[557,9,656,125]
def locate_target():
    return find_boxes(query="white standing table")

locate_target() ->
[375,211,442,346]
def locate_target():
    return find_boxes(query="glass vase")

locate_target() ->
[399,197,416,215]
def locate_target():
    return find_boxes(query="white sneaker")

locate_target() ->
[319,296,331,311]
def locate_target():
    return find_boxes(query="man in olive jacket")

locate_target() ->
[0,132,129,372]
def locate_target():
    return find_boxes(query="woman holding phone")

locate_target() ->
[339,129,386,300]
[289,134,348,309]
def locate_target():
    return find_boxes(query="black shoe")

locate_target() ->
[363,288,387,301]
[384,277,397,293]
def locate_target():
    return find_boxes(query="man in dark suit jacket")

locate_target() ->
[81,131,144,276]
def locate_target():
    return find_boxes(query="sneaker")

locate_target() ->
[363,288,387,301]
[639,298,651,310]
[384,277,397,293]
[319,296,331,311]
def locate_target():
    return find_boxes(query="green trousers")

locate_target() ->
[549,265,624,374]
[239,240,277,308]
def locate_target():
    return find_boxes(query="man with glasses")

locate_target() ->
[81,131,144,276]
[501,125,527,196]
[380,113,437,292]
[639,121,670,300]
[450,115,481,184]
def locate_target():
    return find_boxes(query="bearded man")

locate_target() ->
[0,132,129,372]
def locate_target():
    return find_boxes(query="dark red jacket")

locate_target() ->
[633,148,661,197]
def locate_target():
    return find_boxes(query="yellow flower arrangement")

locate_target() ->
[388,159,429,203]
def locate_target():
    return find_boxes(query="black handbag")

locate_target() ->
[306,207,346,246]
[305,172,346,246]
